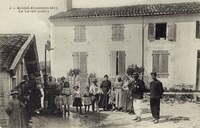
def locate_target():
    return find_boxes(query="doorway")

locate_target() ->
[196,51,200,90]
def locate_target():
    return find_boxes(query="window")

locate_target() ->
[156,23,167,40]
[112,24,125,41]
[152,50,169,78]
[72,52,87,74]
[74,26,86,42]
[110,51,126,78]
[148,23,176,41]
[196,21,200,39]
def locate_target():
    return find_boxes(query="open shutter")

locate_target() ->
[118,51,126,76]
[148,23,155,41]
[119,25,125,41]
[110,51,117,78]
[73,52,80,69]
[196,21,200,39]
[168,23,176,41]
[152,51,160,73]
[160,51,169,77]
[80,52,87,75]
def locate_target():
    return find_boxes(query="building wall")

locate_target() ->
[0,71,11,105]
[51,13,200,88]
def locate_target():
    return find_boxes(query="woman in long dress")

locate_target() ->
[99,75,111,111]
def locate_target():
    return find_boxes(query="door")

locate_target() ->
[196,51,200,90]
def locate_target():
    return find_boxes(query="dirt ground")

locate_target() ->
[1,102,200,128]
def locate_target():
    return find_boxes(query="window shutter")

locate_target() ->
[80,52,87,75]
[118,51,126,76]
[119,25,125,41]
[152,51,160,73]
[73,52,80,69]
[167,23,176,41]
[148,23,155,41]
[112,25,118,41]
[74,27,80,42]
[196,21,200,39]
[81,27,86,42]
[110,51,117,78]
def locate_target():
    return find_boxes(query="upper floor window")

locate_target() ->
[152,50,170,78]
[74,26,86,42]
[148,23,176,42]
[196,21,200,39]
[112,24,125,41]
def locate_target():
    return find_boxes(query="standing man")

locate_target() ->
[149,72,164,124]
[128,72,146,122]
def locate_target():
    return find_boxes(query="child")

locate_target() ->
[89,79,100,112]
[83,86,92,113]
[54,91,64,116]
[109,85,116,111]
[62,81,72,115]
[72,86,82,114]
[6,89,26,128]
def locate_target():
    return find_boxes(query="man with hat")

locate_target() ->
[149,72,164,124]
[128,72,146,122]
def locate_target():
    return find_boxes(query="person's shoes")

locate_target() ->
[136,117,141,122]
[152,118,156,122]
[133,116,138,120]
[154,119,159,124]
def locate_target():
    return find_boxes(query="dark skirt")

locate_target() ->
[73,98,82,107]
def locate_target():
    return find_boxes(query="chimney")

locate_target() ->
[67,0,72,11]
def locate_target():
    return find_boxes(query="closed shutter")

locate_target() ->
[119,25,125,41]
[148,23,155,41]
[152,51,160,73]
[80,52,87,75]
[118,51,126,76]
[80,27,86,42]
[73,52,80,69]
[112,25,118,41]
[196,21,200,39]
[74,27,80,42]
[110,51,117,78]
[168,23,176,41]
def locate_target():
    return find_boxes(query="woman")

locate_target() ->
[114,76,123,111]
[122,76,132,112]
[99,75,111,111]
[89,79,100,112]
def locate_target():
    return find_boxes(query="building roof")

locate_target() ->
[0,34,40,75]
[49,2,200,19]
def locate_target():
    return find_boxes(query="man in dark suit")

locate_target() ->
[150,72,164,124]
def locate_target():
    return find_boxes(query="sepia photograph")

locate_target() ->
[0,0,200,127]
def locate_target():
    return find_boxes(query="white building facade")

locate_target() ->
[50,1,200,90]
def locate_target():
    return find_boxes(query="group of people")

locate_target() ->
[5,71,164,128]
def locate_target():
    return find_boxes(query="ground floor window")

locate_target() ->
[152,50,169,78]
[110,51,126,78]
[72,52,87,75]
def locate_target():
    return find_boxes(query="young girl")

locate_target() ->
[62,81,72,115]
[54,91,64,116]
[109,85,116,111]
[83,86,92,113]
[73,86,82,114]
[6,89,26,128]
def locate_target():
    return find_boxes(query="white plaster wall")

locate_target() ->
[51,13,200,88]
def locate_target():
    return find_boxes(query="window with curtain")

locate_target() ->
[112,24,125,41]
[74,26,86,42]
[152,50,169,78]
